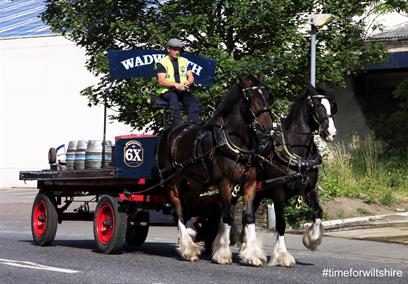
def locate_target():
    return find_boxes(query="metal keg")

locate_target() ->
[66,141,77,170]
[74,140,88,170]
[85,140,112,169]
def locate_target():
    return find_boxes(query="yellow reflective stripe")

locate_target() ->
[157,56,189,94]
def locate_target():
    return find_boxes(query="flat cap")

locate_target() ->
[167,38,184,48]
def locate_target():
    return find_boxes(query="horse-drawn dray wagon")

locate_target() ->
[19,49,338,267]
[19,50,220,255]
[20,134,168,254]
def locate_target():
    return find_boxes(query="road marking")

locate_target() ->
[0,258,79,273]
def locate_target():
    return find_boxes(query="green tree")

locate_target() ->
[374,78,408,150]
[42,0,407,133]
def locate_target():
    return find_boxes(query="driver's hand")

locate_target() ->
[174,83,186,91]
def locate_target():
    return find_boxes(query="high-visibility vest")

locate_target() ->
[157,55,189,94]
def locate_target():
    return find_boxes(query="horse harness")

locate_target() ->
[266,91,332,174]
[164,116,258,186]
[157,84,271,190]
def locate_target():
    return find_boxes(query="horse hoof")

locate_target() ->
[188,255,199,262]
[212,245,232,265]
[221,258,232,265]
[269,252,295,267]
[302,227,312,249]
[247,258,264,267]
[239,242,267,267]
[240,254,266,267]
[213,256,232,265]
[302,224,323,251]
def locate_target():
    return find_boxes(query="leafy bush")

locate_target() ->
[318,134,408,206]
[372,78,408,150]
[284,197,311,230]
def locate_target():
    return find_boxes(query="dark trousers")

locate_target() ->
[162,90,200,126]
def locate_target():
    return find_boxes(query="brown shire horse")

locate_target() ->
[157,76,274,266]
[254,84,337,267]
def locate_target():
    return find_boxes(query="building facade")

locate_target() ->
[0,1,135,188]
[334,22,408,143]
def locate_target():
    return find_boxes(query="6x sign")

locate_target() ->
[124,140,144,167]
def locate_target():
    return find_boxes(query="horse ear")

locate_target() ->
[308,84,320,96]
[237,76,251,88]
[317,82,334,97]
[258,74,266,83]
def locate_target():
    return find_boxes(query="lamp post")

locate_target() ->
[309,14,335,87]
[102,82,114,168]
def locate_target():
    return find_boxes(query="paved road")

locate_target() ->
[0,188,407,283]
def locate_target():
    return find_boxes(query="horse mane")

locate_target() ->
[211,76,265,118]
[205,75,271,128]
[283,88,309,128]
[211,83,242,120]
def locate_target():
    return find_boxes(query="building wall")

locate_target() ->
[384,41,408,52]
[333,78,373,143]
[0,36,136,188]
[335,70,408,144]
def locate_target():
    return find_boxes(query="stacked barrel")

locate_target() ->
[65,140,112,170]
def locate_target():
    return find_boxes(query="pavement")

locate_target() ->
[302,213,408,245]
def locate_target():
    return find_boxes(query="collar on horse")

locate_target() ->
[266,120,322,174]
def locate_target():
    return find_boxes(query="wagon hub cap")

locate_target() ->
[96,204,115,244]
[33,200,47,237]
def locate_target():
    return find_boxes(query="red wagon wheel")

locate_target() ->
[94,195,127,254]
[31,192,58,246]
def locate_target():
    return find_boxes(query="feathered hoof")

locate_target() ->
[178,241,204,262]
[268,251,296,267]
[302,227,312,249]
[187,255,199,262]
[239,243,267,267]
[212,247,232,265]
[302,223,323,251]
[240,256,265,267]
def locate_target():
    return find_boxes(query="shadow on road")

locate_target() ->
[18,239,240,263]
[19,239,187,260]
[126,242,218,262]
[20,239,97,251]
[294,260,314,266]
[18,238,316,266]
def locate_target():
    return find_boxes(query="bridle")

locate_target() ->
[241,85,272,134]
[307,94,335,136]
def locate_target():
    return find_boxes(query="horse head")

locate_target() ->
[237,75,275,134]
[307,84,337,142]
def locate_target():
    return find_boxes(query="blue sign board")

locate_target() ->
[114,135,160,180]
[107,49,217,86]
[366,52,408,70]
